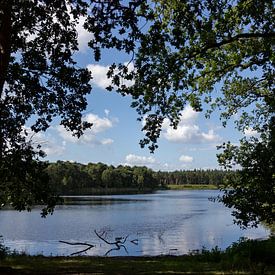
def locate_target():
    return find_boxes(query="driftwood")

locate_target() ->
[94,229,129,256]
[59,240,95,256]
[130,239,139,245]
[94,229,128,247]
[60,229,139,256]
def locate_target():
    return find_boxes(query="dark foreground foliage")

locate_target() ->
[0,236,9,260]
[0,237,274,274]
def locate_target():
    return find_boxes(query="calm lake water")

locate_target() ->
[0,190,270,256]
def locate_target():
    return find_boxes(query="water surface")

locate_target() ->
[0,190,269,256]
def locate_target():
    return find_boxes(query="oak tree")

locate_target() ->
[0,0,92,215]
[92,0,274,227]
[0,0,151,215]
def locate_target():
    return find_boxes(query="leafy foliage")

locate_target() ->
[95,0,274,151]
[224,237,275,268]
[0,0,155,215]
[0,0,94,214]
[0,144,59,216]
[45,161,228,194]
[46,161,158,193]
[217,117,275,227]
[0,235,9,259]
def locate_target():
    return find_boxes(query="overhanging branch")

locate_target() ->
[184,32,275,61]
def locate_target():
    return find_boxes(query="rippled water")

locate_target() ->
[0,190,270,256]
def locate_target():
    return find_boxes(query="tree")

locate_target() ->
[0,0,92,215]
[0,0,153,214]
[92,0,274,227]
[101,167,115,189]
[217,117,275,227]
[0,0,149,214]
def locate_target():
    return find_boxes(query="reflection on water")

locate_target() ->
[0,190,270,256]
[62,196,149,205]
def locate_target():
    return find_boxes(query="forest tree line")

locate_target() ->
[46,161,232,194]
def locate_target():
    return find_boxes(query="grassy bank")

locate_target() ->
[1,238,274,274]
[167,184,219,190]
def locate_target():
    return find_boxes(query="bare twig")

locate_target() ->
[60,229,138,256]
[130,239,139,245]
[104,245,128,256]
[71,246,94,256]
[94,229,129,248]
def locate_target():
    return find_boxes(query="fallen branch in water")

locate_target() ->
[105,245,128,256]
[59,240,95,256]
[94,229,129,249]
[130,239,139,245]
[60,229,138,256]
[94,229,132,256]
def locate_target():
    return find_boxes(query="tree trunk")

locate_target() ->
[0,0,11,94]
[0,0,12,161]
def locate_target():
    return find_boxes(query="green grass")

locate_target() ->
[0,237,274,274]
[0,255,260,274]
[167,184,219,190]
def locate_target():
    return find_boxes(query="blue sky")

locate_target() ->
[26,21,256,171]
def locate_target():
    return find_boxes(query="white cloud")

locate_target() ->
[163,124,198,142]
[101,138,114,145]
[65,3,92,53]
[161,105,220,144]
[179,155,193,163]
[244,127,259,137]
[87,63,134,90]
[76,16,94,52]
[56,112,115,146]
[163,124,219,143]
[44,140,66,156]
[122,154,197,171]
[180,105,199,122]
[123,157,195,171]
[57,125,114,146]
[84,113,113,134]
[87,64,111,89]
[125,154,156,166]
[104,109,110,116]
[201,129,219,142]
[22,127,66,157]
[56,126,76,143]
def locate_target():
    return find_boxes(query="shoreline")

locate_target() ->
[167,184,219,190]
[1,237,274,274]
[59,185,219,196]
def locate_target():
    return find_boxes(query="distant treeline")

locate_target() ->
[155,169,228,186]
[46,161,232,194]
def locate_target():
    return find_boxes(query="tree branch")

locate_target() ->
[104,245,128,256]
[94,229,129,248]
[59,240,95,256]
[185,32,275,61]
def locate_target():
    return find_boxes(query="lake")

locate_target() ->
[0,190,270,256]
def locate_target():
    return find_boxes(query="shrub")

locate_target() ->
[0,236,9,259]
